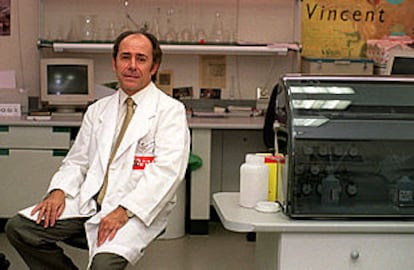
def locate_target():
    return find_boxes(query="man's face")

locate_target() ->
[112,34,158,95]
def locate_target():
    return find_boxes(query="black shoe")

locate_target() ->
[0,253,10,270]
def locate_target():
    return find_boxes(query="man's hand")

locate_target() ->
[97,206,129,246]
[31,189,66,228]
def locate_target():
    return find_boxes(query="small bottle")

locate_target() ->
[239,154,269,208]
[18,88,28,115]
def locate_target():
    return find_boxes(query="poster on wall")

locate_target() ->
[0,0,10,36]
[301,0,414,58]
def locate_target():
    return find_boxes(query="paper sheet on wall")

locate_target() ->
[0,70,16,89]
[199,55,226,89]
[0,0,11,36]
[301,0,414,58]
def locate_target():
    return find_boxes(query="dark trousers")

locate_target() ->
[0,252,10,269]
[5,215,128,270]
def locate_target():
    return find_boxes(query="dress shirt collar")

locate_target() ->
[118,82,153,107]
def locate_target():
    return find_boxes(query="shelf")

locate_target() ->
[37,40,301,56]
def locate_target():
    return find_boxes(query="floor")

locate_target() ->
[0,222,256,270]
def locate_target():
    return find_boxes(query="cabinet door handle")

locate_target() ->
[0,126,9,132]
[350,250,360,260]
[53,149,69,156]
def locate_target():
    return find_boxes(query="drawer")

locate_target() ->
[279,233,414,270]
[0,126,71,149]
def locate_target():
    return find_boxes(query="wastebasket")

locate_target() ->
[159,179,186,239]
[159,152,202,239]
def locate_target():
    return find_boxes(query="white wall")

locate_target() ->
[0,0,39,96]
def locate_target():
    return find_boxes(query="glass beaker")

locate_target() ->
[210,12,224,43]
[67,19,80,42]
[179,27,193,43]
[105,21,118,42]
[79,15,96,41]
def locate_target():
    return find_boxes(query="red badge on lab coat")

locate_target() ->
[133,156,154,170]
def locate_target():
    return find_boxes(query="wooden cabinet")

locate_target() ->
[0,126,71,217]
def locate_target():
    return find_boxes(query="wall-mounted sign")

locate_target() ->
[301,0,414,58]
[0,104,21,117]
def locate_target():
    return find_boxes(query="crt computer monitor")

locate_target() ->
[385,49,414,75]
[40,58,95,113]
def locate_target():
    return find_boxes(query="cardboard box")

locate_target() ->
[301,57,374,75]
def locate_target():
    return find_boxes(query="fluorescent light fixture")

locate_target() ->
[328,87,355,94]
[292,100,351,110]
[293,117,329,127]
[290,86,355,94]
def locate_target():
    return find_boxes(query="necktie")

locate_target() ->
[97,97,135,205]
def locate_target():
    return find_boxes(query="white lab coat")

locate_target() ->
[19,82,190,266]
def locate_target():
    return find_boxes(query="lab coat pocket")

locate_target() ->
[136,137,155,155]
[134,137,155,171]
[62,196,94,218]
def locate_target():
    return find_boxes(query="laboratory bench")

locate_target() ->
[213,192,414,270]
[0,115,266,234]
[0,116,81,219]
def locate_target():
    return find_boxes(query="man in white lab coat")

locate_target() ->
[5,31,190,269]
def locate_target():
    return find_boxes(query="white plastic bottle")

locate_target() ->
[239,154,269,208]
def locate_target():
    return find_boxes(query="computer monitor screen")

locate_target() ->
[385,50,414,75]
[40,58,95,113]
[47,65,88,95]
